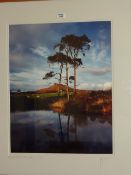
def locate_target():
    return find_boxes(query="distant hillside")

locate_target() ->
[36,83,72,94]
[35,83,112,94]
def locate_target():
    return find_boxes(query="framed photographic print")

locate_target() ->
[10,21,112,154]
[0,0,131,174]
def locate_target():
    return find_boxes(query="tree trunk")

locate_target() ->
[58,113,64,143]
[67,115,70,142]
[74,118,77,141]
[66,63,69,101]
[74,64,77,94]
[58,63,63,97]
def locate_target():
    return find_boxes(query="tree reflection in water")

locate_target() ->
[67,115,70,142]
[58,113,64,144]
[11,110,112,153]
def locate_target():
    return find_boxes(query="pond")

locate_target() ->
[11,110,112,153]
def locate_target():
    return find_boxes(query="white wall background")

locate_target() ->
[0,0,131,174]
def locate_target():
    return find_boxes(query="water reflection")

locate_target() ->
[11,110,112,153]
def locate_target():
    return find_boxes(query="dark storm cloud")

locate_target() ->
[9,24,62,51]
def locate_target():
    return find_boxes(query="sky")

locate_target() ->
[9,21,111,92]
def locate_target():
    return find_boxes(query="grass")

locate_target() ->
[28,92,61,98]
[10,92,68,112]
[10,90,112,116]
[11,92,67,99]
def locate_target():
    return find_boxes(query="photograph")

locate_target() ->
[10,21,112,154]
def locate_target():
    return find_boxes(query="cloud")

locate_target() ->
[88,27,111,64]
[86,46,110,64]
[77,82,112,90]
[79,66,111,75]
[9,49,49,73]
[10,67,59,91]
[9,24,62,51]
[78,83,94,90]
[9,22,111,91]
[30,46,50,58]
[10,52,31,72]
[103,82,112,90]
[10,68,47,91]
[97,49,107,61]
[98,29,108,40]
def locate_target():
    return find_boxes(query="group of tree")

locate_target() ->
[43,34,91,100]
